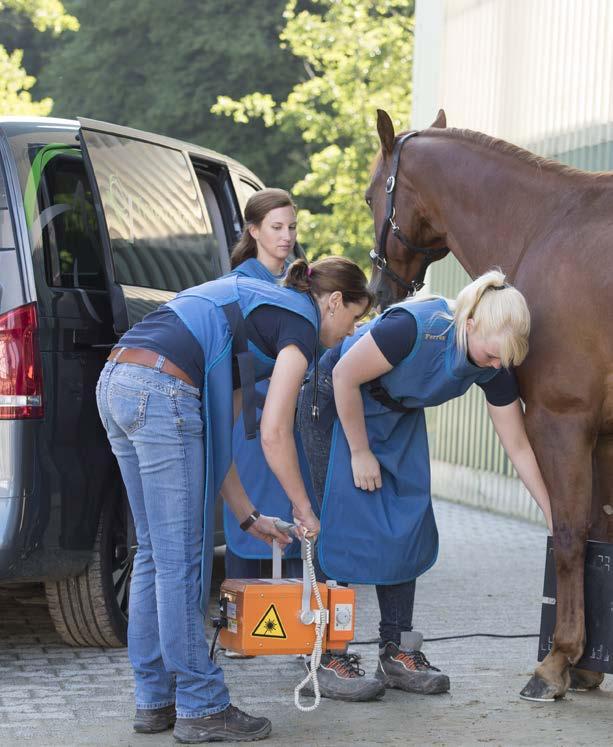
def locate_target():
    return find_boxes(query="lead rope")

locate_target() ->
[294,536,327,712]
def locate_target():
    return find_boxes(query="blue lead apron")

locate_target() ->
[226,258,313,560]
[317,298,499,586]
[167,275,317,610]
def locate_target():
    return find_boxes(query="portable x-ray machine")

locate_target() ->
[217,521,356,711]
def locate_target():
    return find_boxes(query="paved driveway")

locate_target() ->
[1,500,611,746]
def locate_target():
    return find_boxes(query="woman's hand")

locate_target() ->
[293,505,321,541]
[247,515,293,548]
[351,448,382,491]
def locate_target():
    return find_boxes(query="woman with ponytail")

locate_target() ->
[224,188,305,588]
[230,187,297,277]
[298,269,552,702]
[95,255,372,742]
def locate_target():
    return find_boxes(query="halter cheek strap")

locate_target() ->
[370,131,449,298]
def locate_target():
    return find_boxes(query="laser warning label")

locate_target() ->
[251,604,287,638]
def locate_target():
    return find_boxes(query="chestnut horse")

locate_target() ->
[366,109,613,701]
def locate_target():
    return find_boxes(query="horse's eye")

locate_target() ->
[365,196,372,208]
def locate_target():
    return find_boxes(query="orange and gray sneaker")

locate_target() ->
[376,633,450,695]
[303,652,386,702]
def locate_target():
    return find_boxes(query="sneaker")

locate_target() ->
[302,652,385,702]
[173,704,271,744]
[133,703,176,734]
[376,634,450,695]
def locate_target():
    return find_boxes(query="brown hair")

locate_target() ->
[231,188,296,269]
[284,257,374,313]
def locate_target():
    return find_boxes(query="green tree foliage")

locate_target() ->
[0,0,77,114]
[213,0,414,263]
[38,0,309,189]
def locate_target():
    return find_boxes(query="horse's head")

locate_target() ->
[366,109,450,310]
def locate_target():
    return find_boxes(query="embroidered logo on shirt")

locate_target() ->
[425,333,445,341]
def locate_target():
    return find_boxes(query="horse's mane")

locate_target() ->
[433,127,599,178]
[371,126,609,179]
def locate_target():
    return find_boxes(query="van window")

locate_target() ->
[0,163,16,250]
[38,152,105,289]
[195,174,230,272]
[82,132,224,293]
[237,179,259,211]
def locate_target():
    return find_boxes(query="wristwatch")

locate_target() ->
[240,510,261,531]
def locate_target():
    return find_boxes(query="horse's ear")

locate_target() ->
[376,109,395,155]
[430,109,446,128]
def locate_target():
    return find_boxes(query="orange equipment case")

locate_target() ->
[219,578,355,656]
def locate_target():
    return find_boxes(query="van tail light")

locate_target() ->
[0,302,44,419]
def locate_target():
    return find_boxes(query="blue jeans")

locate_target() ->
[297,366,416,646]
[96,358,230,718]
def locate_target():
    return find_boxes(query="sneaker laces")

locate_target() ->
[222,705,256,725]
[394,648,441,672]
[324,653,366,678]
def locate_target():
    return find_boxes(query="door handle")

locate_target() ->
[72,330,115,349]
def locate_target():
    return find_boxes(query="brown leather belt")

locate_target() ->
[108,347,196,387]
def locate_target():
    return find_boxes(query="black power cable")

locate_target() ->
[350,632,539,645]
[209,618,225,660]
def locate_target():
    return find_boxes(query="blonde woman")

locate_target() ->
[297,270,552,702]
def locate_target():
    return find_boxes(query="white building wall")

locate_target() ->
[412,0,613,523]
[413,0,613,160]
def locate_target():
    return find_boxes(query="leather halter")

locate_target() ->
[370,131,449,297]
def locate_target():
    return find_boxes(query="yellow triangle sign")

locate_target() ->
[251,604,287,638]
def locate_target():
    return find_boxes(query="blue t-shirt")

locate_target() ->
[118,304,316,390]
[324,308,518,407]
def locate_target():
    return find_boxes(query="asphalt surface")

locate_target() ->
[1,499,611,746]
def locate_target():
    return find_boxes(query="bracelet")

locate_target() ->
[240,510,261,531]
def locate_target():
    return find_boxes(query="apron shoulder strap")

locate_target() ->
[367,378,416,414]
[222,302,257,439]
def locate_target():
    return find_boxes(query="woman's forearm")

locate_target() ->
[219,462,294,548]
[260,426,312,517]
[488,401,553,533]
[259,345,316,520]
[219,462,255,523]
[507,445,553,532]
[333,368,370,454]
[330,333,393,456]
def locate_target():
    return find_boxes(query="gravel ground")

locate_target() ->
[1,499,611,746]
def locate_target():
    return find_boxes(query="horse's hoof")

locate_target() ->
[569,668,605,692]
[519,675,563,702]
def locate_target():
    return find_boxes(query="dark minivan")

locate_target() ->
[0,116,263,647]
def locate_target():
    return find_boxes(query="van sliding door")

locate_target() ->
[78,118,225,333]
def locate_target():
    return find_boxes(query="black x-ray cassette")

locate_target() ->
[538,537,613,674]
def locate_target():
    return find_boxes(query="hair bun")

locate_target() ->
[284,258,311,292]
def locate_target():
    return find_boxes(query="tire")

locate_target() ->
[45,495,134,647]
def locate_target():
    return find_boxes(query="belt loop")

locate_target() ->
[154,354,166,372]
[110,346,126,370]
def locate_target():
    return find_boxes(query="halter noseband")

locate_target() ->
[370,131,449,297]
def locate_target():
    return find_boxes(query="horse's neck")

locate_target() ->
[414,136,571,279]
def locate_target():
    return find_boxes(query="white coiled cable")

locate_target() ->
[294,536,327,712]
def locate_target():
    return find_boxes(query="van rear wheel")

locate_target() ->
[45,496,134,647]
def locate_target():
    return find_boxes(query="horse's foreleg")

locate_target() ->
[520,408,594,702]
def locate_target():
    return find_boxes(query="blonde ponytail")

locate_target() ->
[451,269,530,367]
